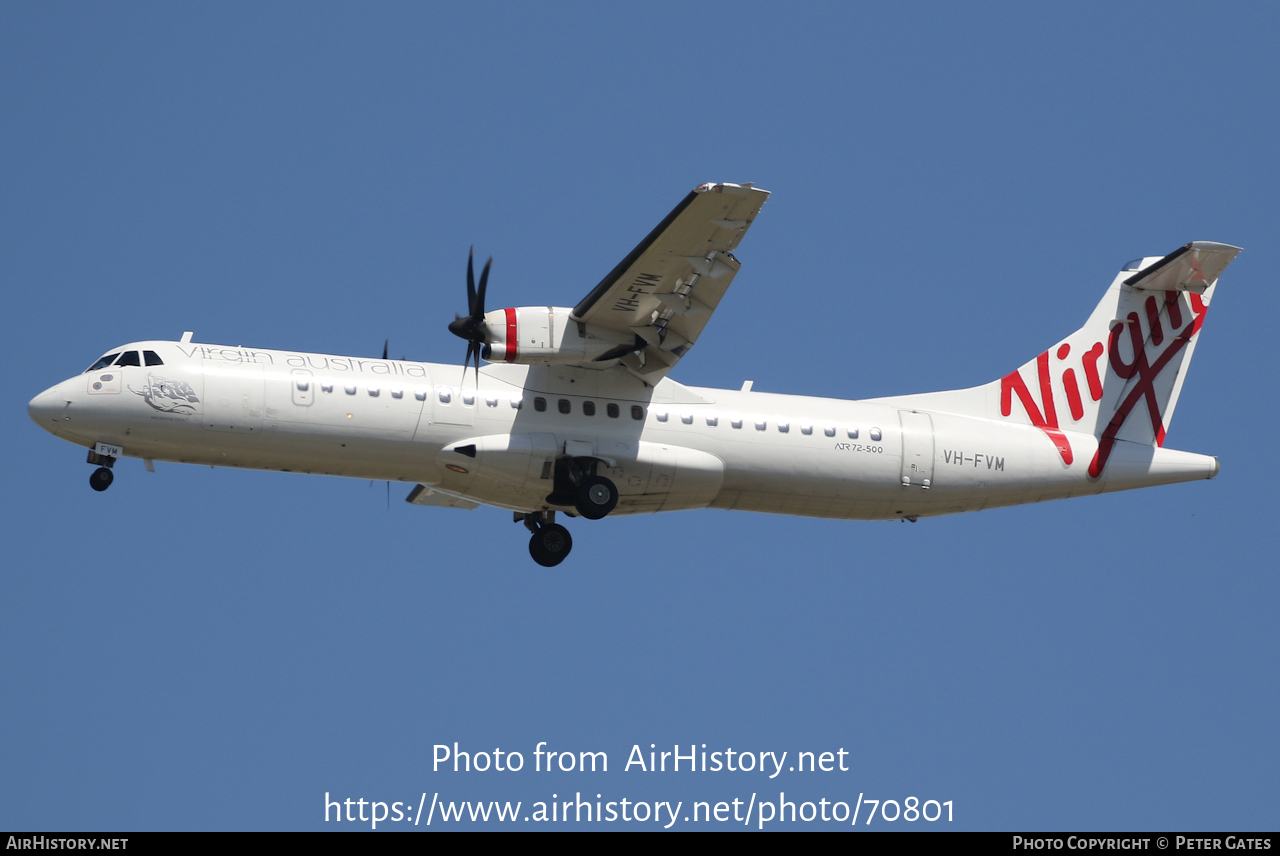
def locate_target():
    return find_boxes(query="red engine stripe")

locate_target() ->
[504,308,518,362]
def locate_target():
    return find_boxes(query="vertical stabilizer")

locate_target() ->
[878,242,1240,477]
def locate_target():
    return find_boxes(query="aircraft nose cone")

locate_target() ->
[28,386,65,433]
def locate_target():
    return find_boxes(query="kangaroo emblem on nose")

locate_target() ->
[129,373,200,415]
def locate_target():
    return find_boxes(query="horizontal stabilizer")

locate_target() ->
[1124,242,1241,293]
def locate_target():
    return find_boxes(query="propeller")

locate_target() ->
[447,247,492,384]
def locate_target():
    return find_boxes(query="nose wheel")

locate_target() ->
[89,467,114,492]
[86,449,117,491]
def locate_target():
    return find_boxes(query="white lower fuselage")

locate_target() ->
[29,341,1218,520]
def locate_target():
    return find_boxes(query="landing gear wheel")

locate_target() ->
[89,467,114,492]
[529,523,573,567]
[574,475,618,520]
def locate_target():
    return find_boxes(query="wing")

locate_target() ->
[571,182,770,383]
[405,484,480,509]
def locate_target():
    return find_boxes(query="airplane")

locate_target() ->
[27,182,1241,567]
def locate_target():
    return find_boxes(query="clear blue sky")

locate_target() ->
[3,2,1277,830]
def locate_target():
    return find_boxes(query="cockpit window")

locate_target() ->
[115,351,141,367]
[85,353,120,372]
[143,350,164,366]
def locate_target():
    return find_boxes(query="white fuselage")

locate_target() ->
[29,339,1218,521]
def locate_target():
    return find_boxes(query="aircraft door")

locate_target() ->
[898,410,934,489]
[290,369,314,406]
[202,361,265,433]
[430,384,475,427]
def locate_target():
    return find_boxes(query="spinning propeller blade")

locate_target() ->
[447,247,493,385]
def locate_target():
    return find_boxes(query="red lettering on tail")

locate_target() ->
[1087,294,1209,477]
[1165,290,1183,328]
[1063,369,1084,421]
[1001,351,1073,465]
[1082,342,1105,401]
[1144,295,1164,345]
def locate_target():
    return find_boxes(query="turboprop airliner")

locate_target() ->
[28,182,1240,566]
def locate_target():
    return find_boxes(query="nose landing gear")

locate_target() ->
[86,448,116,492]
[89,467,114,492]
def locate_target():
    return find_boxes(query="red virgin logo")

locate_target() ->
[1000,290,1208,477]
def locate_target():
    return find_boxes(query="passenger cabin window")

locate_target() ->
[510,396,522,409]
[534,397,547,412]
[392,389,404,399]
[438,388,451,403]
[143,350,164,366]
[86,353,120,372]
[485,396,497,407]
[322,384,334,393]
[706,415,718,426]
[368,387,380,397]
[557,399,571,414]
[607,403,619,418]
[630,405,644,420]
[870,428,882,441]
[847,428,859,439]
[801,424,813,435]
[583,401,596,416]
[824,426,836,437]
[115,351,141,367]
[296,380,309,391]
[462,390,474,406]
[656,411,668,422]
[777,422,789,433]
[755,419,767,431]
[731,418,743,429]
[414,390,427,401]
[345,385,357,395]
[681,414,693,424]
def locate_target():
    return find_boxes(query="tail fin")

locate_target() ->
[884,242,1241,475]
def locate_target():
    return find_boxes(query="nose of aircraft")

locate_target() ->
[28,384,66,434]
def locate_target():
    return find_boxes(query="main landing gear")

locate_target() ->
[86,449,116,492]
[575,475,618,520]
[544,456,619,521]
[519,511,574,567]
[517,456,619,566]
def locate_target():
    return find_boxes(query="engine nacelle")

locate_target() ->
[480,306,636,365]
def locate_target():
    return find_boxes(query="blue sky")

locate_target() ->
[3,3,1277,830]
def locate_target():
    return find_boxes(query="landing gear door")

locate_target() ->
[899,410,934,489]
